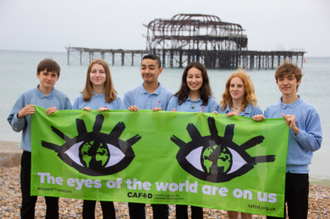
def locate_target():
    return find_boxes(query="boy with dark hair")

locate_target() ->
[253,62,322,219]
[7,58,72,219]
[124,54,173,219]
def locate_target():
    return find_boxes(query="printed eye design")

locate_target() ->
[41,114,141,176]
[171,117,276,183]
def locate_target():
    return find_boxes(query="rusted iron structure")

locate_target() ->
[65,47,148,66]
[66,14,305,69]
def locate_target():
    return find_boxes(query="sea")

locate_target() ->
[0,50,329,186]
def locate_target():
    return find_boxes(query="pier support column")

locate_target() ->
[121,53,124,66]
[170,50,173,68]
[179,50,183,67]
[132,53,134,66]
[67,49,70,65]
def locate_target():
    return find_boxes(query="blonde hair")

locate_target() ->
[82,59,117,103]
[220,69,258,111]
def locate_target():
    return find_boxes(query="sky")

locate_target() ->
[0,0,329,57]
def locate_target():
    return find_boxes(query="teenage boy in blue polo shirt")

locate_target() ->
[124,54,173,219]
[253,62,322,219]
[7,58,72,219]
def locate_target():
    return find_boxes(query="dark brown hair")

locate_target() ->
[37,58,61,77]
[174,62,212,106]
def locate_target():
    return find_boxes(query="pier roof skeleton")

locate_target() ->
[144,14,248,51]
[66,13,305,69]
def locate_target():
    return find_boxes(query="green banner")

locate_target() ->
[31,106,288,217]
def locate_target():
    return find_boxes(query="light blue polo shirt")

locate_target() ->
[124,83,173,110]
[264,96,322,173]
[7,85,72,152]
[73,92,125,110]
[219,103,262,117]
[166,96,220,113]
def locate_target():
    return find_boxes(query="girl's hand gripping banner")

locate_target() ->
[31,106,288,217]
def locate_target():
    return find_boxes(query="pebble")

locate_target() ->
[0,166,329,218]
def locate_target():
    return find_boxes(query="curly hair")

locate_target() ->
[220,69,258,111]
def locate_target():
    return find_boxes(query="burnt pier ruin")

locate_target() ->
[66,14,305,70]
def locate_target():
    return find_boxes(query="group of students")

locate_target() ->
[7,54,322,219]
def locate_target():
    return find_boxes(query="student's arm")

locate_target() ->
[209,98,220,113]
[251,106,264,120]
[7,95,31,132]
[124,91,132,109]
[72,96,80,110]
[116,95,126,110]
[285,110,322,152]
[124,91,139,111]
[64,97,72,110]
[166,97,176,111]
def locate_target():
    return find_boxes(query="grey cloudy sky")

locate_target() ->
[0,0,329,56]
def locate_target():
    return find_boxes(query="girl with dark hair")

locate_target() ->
[167,62,219,219]
[73,58,125,219]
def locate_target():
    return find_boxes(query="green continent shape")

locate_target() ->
[81,141,93,168]
[202,145,217,173]
[202,145,231,174]
[95,143,109,167]
[217,147,231,173]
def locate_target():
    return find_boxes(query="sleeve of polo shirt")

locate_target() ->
[124,91,132,109]
[64,96,72,110]
[7,93,27,132]
[116,95,126,110]
[72,96,80,110]
[209,98,220,113]
[166,97,177,111]
[251,105,263,117]
[295,108,322,152]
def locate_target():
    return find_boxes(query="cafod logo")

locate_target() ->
[41,114,141,176]
[171,117,276,182]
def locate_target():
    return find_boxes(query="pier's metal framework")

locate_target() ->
[66,14,305,69]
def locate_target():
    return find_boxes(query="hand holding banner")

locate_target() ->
[31,106,288,217]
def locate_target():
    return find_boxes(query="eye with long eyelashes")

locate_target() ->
[41,114,141,176]
[64,141,126,168]
[172,117,276,183]
[185,145,247,175]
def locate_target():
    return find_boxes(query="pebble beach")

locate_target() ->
[0,166,329,219]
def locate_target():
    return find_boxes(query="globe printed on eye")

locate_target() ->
[171,117,276,183]
[41,114,141,176]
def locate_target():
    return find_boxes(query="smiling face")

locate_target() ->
[89,63,106,88]
[186,67,203,91]
[229,77,245,101]
[276,74,301,97]
[36,69,59,91]
[140,58,162,84]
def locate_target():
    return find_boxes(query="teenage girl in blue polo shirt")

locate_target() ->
[167,61,219,219]
[217,69,262,219]
[73,58,125,219]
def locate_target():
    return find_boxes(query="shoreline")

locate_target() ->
[0,166,329,218]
